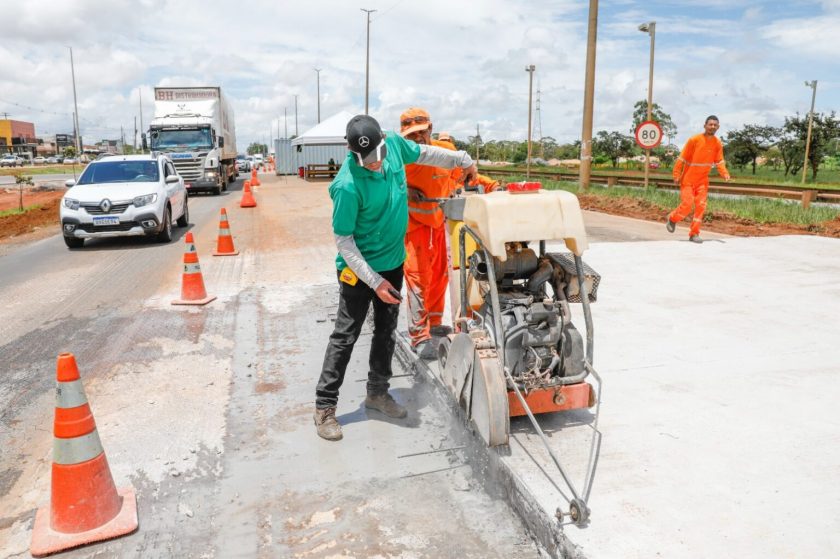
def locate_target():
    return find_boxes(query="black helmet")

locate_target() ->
[346,115,387,165]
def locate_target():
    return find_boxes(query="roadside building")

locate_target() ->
[0,119,37,157]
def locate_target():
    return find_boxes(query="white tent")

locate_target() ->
[291,111,356,146]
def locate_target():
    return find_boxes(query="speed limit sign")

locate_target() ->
[635,120,663,149]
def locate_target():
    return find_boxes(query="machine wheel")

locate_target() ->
[470,354,509,447]
[568,499,590,525]
[438,337,451,368]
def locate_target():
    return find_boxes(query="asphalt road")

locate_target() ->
[0,175,542,558]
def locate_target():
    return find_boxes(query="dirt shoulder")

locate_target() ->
[577,193,840,238]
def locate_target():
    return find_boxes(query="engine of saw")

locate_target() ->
[468,243,587,394]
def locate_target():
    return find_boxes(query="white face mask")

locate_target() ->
[355,138,387,166]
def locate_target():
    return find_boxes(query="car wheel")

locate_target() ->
[157,206,173,242]
[176,198,189,227]
[64,236,84,249]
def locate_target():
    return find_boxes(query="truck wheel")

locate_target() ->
[64,236,84,249]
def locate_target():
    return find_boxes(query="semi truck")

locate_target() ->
[148,86,237,195]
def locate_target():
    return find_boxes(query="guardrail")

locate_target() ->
[481,168,840,209]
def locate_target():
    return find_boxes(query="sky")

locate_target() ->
[2,0,839,151]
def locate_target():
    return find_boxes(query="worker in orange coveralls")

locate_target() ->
[666,115,731,243]
[400,109,486,359]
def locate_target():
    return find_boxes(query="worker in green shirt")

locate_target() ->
[314,114,477,441]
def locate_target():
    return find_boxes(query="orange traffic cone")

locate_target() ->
[30,353,138,557]
[213,208,239,256]
[240,181,257,208]
[171,232,216,305]
[251,168,261,187]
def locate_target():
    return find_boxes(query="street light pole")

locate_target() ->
[68,47,82,157]
[579,0,599,190]
[138,88,144,153]
[294,94,299,136]
[314,69,322,123]
[639,21,656,189]
[802,80,818,185]
[362,9,376,115]
[525,65,535,179]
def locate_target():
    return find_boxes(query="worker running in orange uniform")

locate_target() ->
[666,115,731,243]
[400,109,489,359]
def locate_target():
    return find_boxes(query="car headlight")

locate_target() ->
[132,193,158,207]
[204,170,218,178]
[63,198,80,210]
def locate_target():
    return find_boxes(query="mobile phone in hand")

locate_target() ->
[388,287,403,302]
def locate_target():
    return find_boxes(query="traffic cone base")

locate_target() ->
[213,249,239,256]
[30,487,137,557]
[171,294,217,305]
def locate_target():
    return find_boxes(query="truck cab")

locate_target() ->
[149,87,237,195]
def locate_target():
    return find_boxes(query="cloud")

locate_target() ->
[1,0,838,150]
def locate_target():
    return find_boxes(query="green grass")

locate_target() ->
[490,165,840,190]
[498,174,840,226]
[0,204,43,218]
[0,164,87,176]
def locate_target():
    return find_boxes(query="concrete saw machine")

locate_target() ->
[437,182,603,525]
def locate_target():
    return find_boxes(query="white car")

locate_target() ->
[60,154,188,249]
[0,155,25,167]
[33,156,47,165]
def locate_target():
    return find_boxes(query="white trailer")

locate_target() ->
[149,87,237,195]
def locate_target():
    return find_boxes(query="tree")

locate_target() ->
[593,131,635,167]
[247,142,268,155]
[63,146,77,158]
[777,135,804,177]
[782,111,840,180]
[631,100,677,144]
[14,173,34,211]
[724,125,778,174]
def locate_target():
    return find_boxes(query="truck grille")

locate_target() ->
[172,159,203,181]
[82,203,130,215]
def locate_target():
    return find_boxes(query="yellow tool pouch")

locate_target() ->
[339,267,358,286]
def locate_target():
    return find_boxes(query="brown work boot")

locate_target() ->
[314,407,343,441]
[365,393,407,418]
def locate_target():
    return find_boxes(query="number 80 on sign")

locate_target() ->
[634,120,663,149]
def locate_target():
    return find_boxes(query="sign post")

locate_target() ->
[635,120,663,188]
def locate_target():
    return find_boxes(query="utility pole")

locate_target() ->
[68,47,82,156]
[284,108,288,139]
[1,112,9,119]
[525,65,535,178]
[802,80,818,185]
[639,21,656,188]
[314,68,322,123]
[138,88,144,153]
[120,125,125,154]
[536,80,544,159]
[475,123,480,161]
[294,94,299,136]
[579,0,599,190]
[362,9,377,115]
[133,116,137,151]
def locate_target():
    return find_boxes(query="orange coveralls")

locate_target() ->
[404,139,459,345]
[670,133,730,237]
